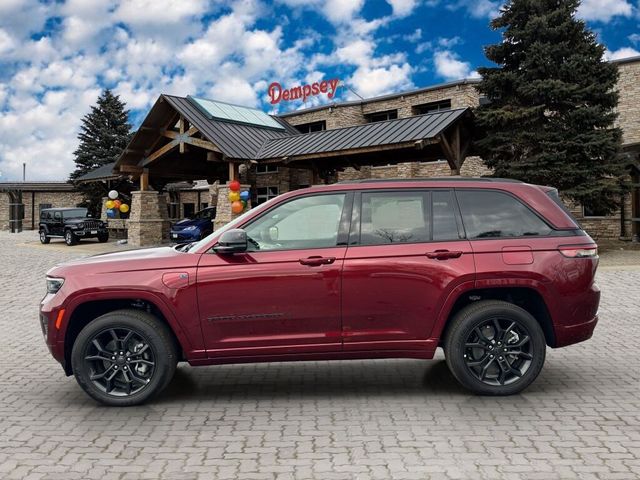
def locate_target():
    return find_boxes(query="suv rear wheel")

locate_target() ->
[71,309,178,406]
[64,229,78,246]
[39,229,50,244]
[444,300,546,395]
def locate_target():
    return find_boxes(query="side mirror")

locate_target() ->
[213,229,248,254]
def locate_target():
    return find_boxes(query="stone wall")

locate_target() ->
[283,82,480,130]
[0,190,82,231]
[126,190,170,247]
[616,58,640,146]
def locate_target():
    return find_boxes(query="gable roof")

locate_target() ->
[256,108,469,160]
[161,95,298,159]
[76,162,118,182]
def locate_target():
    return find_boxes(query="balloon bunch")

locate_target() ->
[228,180,250,214]
[105,190,130,219]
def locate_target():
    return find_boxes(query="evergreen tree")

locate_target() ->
[474,0,626,213]
[70,89,133,216]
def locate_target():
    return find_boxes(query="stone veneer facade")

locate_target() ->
[0,187,83,231]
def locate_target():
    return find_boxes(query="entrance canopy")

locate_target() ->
[114,94,474,187]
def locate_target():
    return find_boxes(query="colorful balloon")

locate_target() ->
[119,203,129,213]
[231,201,244,214]
[113,200,122,209]
[240,190,250,201]
[228,191,240,202]
[106,209,116,218]
[229,180,241,192]
[241,200,247,209]
[108,190,118,200]
[105,200,115,209]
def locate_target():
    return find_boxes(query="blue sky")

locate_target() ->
[0,0,638,180]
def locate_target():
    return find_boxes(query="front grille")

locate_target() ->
[83,220,102,229]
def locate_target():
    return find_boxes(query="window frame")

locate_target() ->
[453,188,563,240]
[348,188,465,247]
[256,164,279,175]
[239,191,355,253]
[294,120,327,134]
[255,186,280,205]
[412,99,452,115]
[365,109,398,123]
[582,203,609,219]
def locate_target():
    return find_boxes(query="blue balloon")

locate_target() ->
[240,190,250,201]
[106,208,116,218]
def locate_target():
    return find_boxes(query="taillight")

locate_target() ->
[559,245,598,258]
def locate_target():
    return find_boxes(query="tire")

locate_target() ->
[71,309,178,406]
[97,232,109,243]
[39,230,50,244]
[444,300,546,396]
[64,230,78,246]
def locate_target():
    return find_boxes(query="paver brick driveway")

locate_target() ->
[1,231,639,480]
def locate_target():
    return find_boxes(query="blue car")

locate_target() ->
[170,207,216,242]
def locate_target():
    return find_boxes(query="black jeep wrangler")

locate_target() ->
[39,207,109,246]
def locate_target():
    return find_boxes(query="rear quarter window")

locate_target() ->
[456,190,552,239]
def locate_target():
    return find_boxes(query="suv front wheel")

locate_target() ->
[71,309,178,406]
[64,230,78,246]
[444,300,546,395]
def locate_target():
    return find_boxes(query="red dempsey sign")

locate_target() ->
[268,79,340,104]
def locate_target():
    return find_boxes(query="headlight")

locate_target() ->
[46,277,65,294]
[77,223,84,228]
[183,226,198,231]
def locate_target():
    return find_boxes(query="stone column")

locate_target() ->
[213,183,252,231]
[126,190,170,247]
[100,197,108,221]
[0,193,10,231]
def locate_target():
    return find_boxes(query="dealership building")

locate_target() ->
[1,56,639,245]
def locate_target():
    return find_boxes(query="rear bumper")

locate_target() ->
[554,314,598,348]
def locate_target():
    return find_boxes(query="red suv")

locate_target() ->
[40,178,600,406]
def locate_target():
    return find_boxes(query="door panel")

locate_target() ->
[197,248,345,355]
[341,240,474,350]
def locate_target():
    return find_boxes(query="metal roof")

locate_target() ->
[0,181,76,192]
[162,95,298,160]
[257,108,469,160]
[76,162,118,182]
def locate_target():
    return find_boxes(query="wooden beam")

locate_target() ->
[228,162,239,181]
[140,168,149,191]
[182,136,221,153]
[140,139,179,167]
[179,116,185,154]
[438,133,458,172]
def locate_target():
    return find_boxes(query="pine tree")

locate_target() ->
[70,89,133,216]
[474,0,626,213]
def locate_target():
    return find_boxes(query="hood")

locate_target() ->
[172,217,207,229]
[46,246,199,276]
[65,217,93,225]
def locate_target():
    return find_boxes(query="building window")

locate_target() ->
[413,99,452,115]
[256,164,279,174]
[256,186,279,205]
[200,202,209,210]
[583,202,609,218]
[366,110,398,123]
[39,203,52,212]
[295,121,326,133]
[183,203,196,218]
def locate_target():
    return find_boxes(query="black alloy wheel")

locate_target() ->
[463,317,533,386]
[83,327,156,396]
[71,309,178,406]
[444,300,546,395]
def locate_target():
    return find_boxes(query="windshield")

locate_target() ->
[189,197,280,253]
[62,208,88,219]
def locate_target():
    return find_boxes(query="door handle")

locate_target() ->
[425,250,463,260]
[299,256,336,266]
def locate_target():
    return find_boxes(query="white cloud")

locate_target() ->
[0,28,15,54]
[604,46,640,60]
[433,50,478,80]
[441,0,501,19]
[386,0,418,17]
[577,0,633,23]
[278,0,364,24]
[349,63,413,98]
[628,33,640,45]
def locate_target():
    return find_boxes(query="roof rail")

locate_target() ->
[336,177,524,184]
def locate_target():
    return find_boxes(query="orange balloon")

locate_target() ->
[113,200,122,209]
[231,201,244,214]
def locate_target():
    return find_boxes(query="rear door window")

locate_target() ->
[360,191,429,245]
[456,190,552,238]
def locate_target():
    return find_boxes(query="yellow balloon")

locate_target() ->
[105,200,115,209]
[228,191,240,202]
[119,203,129,213]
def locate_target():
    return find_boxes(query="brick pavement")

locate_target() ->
[1,230,639,480]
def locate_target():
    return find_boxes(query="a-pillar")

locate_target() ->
[213,182,252,231]
[126,190,170,247]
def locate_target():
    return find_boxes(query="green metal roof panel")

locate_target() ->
[188,96,285,131]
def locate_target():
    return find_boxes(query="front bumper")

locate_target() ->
[72,228,108,237]
[170,229,200,241]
